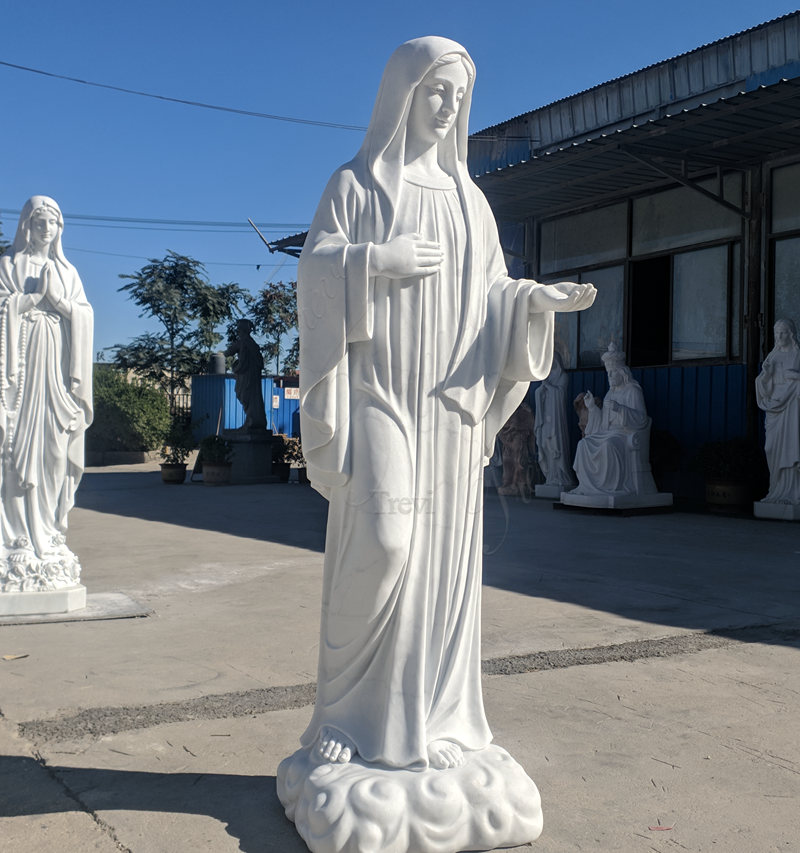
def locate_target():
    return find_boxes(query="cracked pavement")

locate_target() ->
[1,462,799,852]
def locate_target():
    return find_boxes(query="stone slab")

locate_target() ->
[0,585,86,617]
[0,592,149,626]
[535,483,569,499]
[560,491,673,510]
[753,500,800,521]
[224,433,277,484]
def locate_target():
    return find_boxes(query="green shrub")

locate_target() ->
[87,366,171,452]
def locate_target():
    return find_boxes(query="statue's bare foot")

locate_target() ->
[427,739,464,769]
[317,726,356,764]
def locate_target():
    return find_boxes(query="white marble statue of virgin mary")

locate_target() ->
[0,196,93,593]
[295,36,595,773]
[280,34,595,853]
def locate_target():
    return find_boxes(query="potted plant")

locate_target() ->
[286,435,308,484]
[159,419,195,484]
[272,434,305,482]
[693,437,766,510]
[199,434,234,486]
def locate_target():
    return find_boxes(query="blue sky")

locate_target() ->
[2,0,797,355]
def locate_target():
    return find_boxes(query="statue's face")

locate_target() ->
[29,210,59,253]
[607,367,624,388]
[775,323,792,349]
[407,60,469,149]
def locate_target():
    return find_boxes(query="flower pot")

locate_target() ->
[705,480,750,510]
[160,463,187,484]
[274,462,290,483]
[203,462,232,486]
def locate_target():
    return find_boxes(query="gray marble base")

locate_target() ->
[0,592,150,626]
[277,743,542,853]
[754,501,800,521]
[561,491,673,510]
[223,430,278,484]
[0,584,86,616]
[535,483,573,499]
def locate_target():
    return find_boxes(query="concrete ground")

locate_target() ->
[0,462,798,852]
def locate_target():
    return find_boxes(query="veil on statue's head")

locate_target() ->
[11,195,71,266]
[356,36,476,233]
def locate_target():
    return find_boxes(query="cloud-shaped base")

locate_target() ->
[277,743,542,853]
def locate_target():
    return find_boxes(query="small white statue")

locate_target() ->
[0,197,93,611]
[562,343,671,509]
[754,318,800,520]
[277,36,596,853]
[534,352,577,497]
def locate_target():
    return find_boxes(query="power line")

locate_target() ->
[0,209,308,230]
[0,60,369,132]
[0,60,533,141]
[64,245,297,269]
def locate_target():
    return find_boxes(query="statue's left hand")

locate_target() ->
[529,281,596,313]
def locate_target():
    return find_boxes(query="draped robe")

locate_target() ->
[756,346,800,503]
[0,249,93,568]
[298,159,554,768]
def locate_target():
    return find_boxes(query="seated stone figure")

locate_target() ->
[563,343,672,508]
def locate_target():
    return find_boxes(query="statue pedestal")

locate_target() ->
[535,483,571,499]
[223,430,277,484]
[0,585,86,617]
[277,744,542,853]
[754,501,800,521]
[561,491,673,510]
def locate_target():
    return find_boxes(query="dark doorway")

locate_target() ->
[629,256,670,366]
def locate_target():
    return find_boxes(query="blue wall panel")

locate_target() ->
[528,363,749,469]
[191,376,300,439]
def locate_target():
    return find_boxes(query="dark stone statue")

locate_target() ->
[225,319,267,431]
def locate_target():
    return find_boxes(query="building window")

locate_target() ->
[771,163,800,234]
[540,203,626,275]
[629,244,738,366]
[631,174,742,256]
[774,237,800,325]
[672,246,728,360]
[770,163,800,331]
[551,266,624,369]
[578,266,624,366]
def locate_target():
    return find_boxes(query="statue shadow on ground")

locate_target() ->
[75,470,327,553]
[0,758,307,853]
[481,491,800,651]
[74,472,800,650]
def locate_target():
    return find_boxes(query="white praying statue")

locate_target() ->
[754,318,800,520]
[276,36,596,853]
[534,351,577,498]
[0,196,93,615]
[562,343,672,509]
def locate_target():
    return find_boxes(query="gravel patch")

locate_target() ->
[19,624,795,744]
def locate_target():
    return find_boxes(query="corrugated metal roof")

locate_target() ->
[469,11,800,177]
[475,77,800,220]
